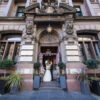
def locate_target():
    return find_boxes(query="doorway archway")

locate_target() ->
[38,30,60,76]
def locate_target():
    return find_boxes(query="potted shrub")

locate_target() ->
[0,59,14,94]
[58,62,66,90]
[6,72,22,94]
[58,62,66,75]
[84,59,100,95]
[33,62,41,89]
[34,62,41,75]
[0,76,7,94]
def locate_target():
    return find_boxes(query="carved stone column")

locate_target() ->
[68,0,73,7]
[5,0,14,16]
[84,0,95,16]
[16,16,37,91]
[26,0,31,7]
[63,18,85,92]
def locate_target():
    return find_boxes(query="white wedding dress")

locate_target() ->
[43,64,52,82]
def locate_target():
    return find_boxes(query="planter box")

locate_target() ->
[80,80,91,95]
[33,76,41,90]
[59,75,67,90]
[90,80,100,96]
[10,86,20,94]
[0,80,6,94]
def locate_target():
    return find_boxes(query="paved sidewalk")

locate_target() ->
[0,90,97,100]
[92,94,100,100]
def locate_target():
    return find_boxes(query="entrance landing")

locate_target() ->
[0,88,97,100]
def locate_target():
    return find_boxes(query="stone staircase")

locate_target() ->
[40,81,61,90]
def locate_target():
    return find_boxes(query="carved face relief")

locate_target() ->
[65,20,74,35]
[26,20,33,34]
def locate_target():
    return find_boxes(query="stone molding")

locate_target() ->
[0,24,25,32]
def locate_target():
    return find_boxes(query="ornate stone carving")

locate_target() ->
[65,19,74,35]
[26,17,34,35]
[26,20,33,35]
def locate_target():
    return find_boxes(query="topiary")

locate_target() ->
[34,62,41,75]
[58,62,66,75]
[58,62,66,70]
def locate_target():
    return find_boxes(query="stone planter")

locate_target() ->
[59,75,67,90]
[90,80,100,96]
[33,75,41,90]
[0,80,6,94]
[10,85,20,94]
[80,80,91,95]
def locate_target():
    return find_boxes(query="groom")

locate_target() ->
[50,63,54,81]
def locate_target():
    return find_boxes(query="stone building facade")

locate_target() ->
[0,0,100,91]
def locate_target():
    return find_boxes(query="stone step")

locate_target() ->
[40,81,60,88]
[39,87,62,90]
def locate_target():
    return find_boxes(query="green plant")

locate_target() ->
[58,62,66,69]
[77,72,88,81]
[58,62,66,75]
[84,59,99,69]
[34,62,41,75]
[0,59,14,69]
[84,59,100,77]
[6,72,22,89]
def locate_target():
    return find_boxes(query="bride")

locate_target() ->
[43,60,52,82]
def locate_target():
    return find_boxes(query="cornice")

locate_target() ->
[0,16,100,22]
[75,16,100,21]
[0,17,25,21]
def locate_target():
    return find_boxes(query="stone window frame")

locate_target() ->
[90,0,99,4]
[16,6,25,17]
[0,34,21,61]
[78,33,100,61]
[74,5,83,16]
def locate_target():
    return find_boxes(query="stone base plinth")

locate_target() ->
[66,62,85,92]
[15,63,34,91]
[67,79,80,92]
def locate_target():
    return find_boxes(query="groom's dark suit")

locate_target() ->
[50,64,54,80]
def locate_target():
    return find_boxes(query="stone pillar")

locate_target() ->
[16,16,36,91]
[26,0,31,7]
[84,0,95,16]
[68,0,73,7]
[98,0,100,6]
[63,18,85,92]
[5,0,14,16]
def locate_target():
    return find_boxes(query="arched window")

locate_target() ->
[0,34,22,62]
[77,32,100,61]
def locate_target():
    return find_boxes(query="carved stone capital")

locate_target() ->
[65,19,74,35]
[26,17,34,35]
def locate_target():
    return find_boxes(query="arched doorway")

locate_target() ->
[38,30,60,79]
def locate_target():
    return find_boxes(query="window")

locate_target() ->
[0,0,8,4]
[42,0,56,3]
[16,6,25,17]
[75,6,83,16]
[61,0,66,3]
[0,34,21,62]
[78,34,100,61]
[90,0,98,3]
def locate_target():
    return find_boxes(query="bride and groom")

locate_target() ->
[43,60,53,82]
